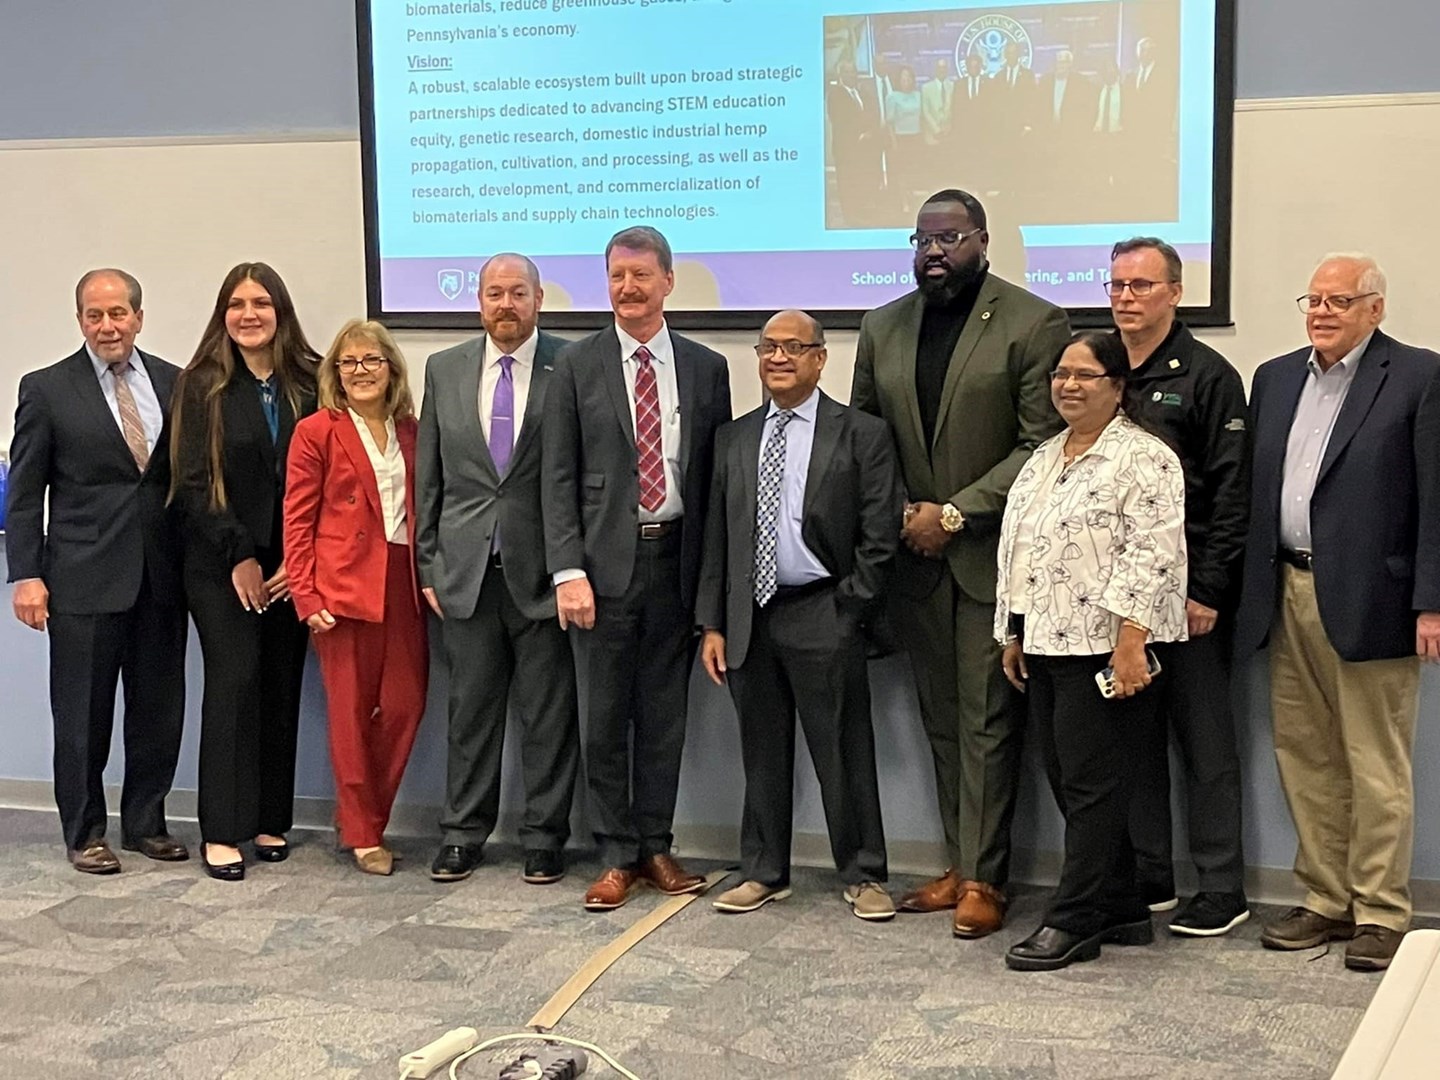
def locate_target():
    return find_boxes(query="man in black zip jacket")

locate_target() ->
[1107,237,1252,936]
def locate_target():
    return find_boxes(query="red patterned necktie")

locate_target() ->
[633,346,666,512]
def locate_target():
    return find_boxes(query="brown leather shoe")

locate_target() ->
[899,869,960,913]
[122,835,190,862]
[68,840,121,875]
[584,867,639,910]
[1345,925,1406,971]
[639,853,705,896]
[1260,906,1355,950]
[952,880,1008,938]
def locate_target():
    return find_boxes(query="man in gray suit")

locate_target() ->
[698,310,904,921]
[852,189,1070,939]
[417,253,580,885]
[543,226,732,911]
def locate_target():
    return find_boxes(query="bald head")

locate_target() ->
[479,252,540,291]
[478,252,543,351]
[757,309,827,408]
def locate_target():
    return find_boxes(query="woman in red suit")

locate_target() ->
[283,319,427,875]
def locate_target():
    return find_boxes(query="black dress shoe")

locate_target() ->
[201,845,245,882]
[430,843,484,882]
[1005,925,1104,971]
[522,849,565,885]
[122,835,190,862]
[253,839,289,863]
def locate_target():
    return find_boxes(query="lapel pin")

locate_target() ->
[981,311,992,320]
[1168,358,1180,369]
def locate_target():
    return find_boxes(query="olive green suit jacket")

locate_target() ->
[851,272,1071,604]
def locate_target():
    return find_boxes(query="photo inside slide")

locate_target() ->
[366,0,1222,315]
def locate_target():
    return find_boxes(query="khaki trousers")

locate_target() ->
[1270,565,1420,930]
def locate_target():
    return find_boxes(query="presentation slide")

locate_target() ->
[361,0,1228,322]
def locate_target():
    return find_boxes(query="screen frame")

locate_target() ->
[356,0,1237,331]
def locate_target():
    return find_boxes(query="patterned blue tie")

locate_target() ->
[753,410,795,608]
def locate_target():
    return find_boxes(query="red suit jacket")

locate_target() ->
[284,408,420,623]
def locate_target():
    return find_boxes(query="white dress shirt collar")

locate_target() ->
[1306,331,1375,377]
[616,321,673,366]
[484,327,539,370]
[85,343,142,376]
[765,387,821,424]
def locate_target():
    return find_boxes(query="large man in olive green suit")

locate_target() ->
[851,189,1070,939]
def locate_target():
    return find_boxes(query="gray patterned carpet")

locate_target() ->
[0,807,1409,1079]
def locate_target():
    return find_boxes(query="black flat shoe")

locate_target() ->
[253,839,289,863]
[430,843,484,882]
[201,845,245,882]
[1005,925,1104,971]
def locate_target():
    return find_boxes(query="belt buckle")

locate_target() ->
[639,523,663,540]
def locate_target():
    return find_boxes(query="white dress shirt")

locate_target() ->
[995,414,1189,654]
[1279,332,1374,552]
[616,321,683,523]
[349,409,407,544]
[85,344,163,453]
[759,390,830,586]
[479,328,537,446]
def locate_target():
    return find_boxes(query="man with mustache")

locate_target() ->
[852,189,1070,939]
[1236,253,1440,971]
[417,253,580,887]
[544,226,732,910]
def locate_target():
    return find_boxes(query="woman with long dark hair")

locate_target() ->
[169,262,319,881]
[994,330,1188,970]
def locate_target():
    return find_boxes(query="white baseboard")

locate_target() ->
[3,778,1435,916]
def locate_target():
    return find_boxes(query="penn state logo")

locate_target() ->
[957,14,1033,77]
[437,268,465,302]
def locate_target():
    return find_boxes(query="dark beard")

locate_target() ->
[917,258,986,305]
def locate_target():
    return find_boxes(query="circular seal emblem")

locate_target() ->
[1152,390,1164,402]
[956,14,1034,78]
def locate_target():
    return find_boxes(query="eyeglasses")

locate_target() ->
[754,340,824,359]
[337,355,388,374]
[1103,278,1175,298]
[1051,369,1112,384]
[1295,292,1379,314]
[909,228,983,250]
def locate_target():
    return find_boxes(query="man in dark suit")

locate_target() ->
[417,253,580,886]
[851,190,1070,939]
[698,310,903,920]
[1236,254,1440,972]
[6,269,188,873]
[543,226,732,910]
[826,58,883,228]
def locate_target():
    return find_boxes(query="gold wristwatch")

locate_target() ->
[940,502,965,533]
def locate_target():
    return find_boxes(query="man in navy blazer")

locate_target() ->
[543,226,732,910]
[5,269,188,873]
[1235,253,1440,971]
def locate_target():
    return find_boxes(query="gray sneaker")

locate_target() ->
[712,880,791,913]
[843,882,896,921]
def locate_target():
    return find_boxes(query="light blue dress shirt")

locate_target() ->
[1279,331,1373,552]
[759,389,831,587]
[85,344,163,453]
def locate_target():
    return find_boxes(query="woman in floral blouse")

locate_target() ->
[994,330,1187,972]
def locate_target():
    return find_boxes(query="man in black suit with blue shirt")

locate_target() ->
[1236,253,1440,972]
[543,226,732,910]
[6,269,188,873]
[698,309,903,920]
[417,253,580,887]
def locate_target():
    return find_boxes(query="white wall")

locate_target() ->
[4,95,1440,884]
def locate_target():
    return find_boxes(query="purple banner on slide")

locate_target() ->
[381,243,1210,314]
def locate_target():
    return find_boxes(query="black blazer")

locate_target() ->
[416,330,566,623]
[543,326,731,612]
[5,347,183,614]
[171,364,315,569]
[1235,330,1440,662]
[694,391,904,668]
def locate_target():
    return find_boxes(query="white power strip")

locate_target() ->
[399,1027,481,1079]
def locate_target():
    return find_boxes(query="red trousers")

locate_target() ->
[312,543,428,848]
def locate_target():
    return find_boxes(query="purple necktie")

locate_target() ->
[490,354,515,475]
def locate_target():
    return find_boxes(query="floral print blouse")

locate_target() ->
[994,413,1188,654]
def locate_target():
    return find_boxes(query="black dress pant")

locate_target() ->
[585,530,692,868]
[187,545,308,845]
[1028,652,1158,935]
[438,560,580,851]
[727,584,887,887]
[1129,626,1247,895]
[47,566,187,851]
